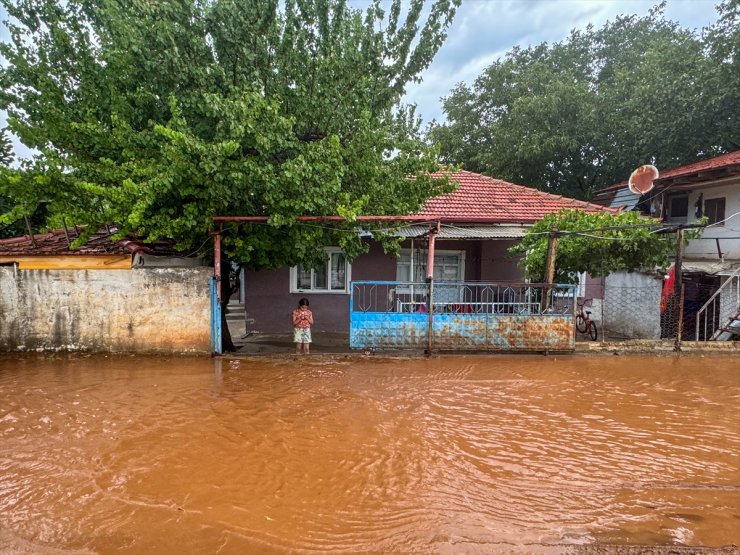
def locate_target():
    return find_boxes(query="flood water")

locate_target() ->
[0,354,738,554]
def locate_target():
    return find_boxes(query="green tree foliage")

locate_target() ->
[0,0,460,267]
[510,210,676,282]
[430,1,739,199]
[0,127,28,239]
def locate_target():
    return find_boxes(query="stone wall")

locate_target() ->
[0,266,211,353]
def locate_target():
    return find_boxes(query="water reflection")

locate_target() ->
[0,354,738,554]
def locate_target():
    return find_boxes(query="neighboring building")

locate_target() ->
[592,151,740,340]
[244,170,612,335]
[0,228,211,353]
[592,150,740,262]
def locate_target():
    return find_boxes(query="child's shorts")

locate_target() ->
[293,327,312,344]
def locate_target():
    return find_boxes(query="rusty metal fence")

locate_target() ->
[350,281,577,352]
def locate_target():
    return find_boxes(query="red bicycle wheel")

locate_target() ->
[576,314,587,333]
[588,321,598,341]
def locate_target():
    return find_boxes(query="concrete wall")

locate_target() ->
[603,271,662,339]
[0,266,211,353]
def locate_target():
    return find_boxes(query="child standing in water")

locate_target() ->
[292,298,314,354]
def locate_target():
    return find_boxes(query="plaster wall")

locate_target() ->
[244,242,397,334]
[480,240,524,281]
[603,271,662,339]
[0,266,211,353]
[672,178,740,260]
[244,239,522,333]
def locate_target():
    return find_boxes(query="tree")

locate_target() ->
[510,210,676,283]
[0,0,459,265]
[0,0,460,349]
[0,127,35,239]
[430,1,739,199]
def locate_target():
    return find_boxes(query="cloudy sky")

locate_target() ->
[0,0,721,159]
[404,0,720,124]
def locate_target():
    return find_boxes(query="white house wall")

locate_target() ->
[678,178,740,260]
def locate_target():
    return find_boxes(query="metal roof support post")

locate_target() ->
[674,227,684,351]
[426,222,439,356]
[214,229,222,303]
[541,228,559,313]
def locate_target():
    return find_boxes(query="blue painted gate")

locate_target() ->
[210,278,222,355]
[350,281,576,352]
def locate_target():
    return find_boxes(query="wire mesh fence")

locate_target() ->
[584,280,735,343]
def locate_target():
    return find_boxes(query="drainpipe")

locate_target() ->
[541,227,559,312]
[426,222,439,355]
[214,228,222,303]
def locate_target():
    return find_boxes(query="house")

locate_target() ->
[242,169,612,348]
[0,227,212,353]
[591,151,740,340]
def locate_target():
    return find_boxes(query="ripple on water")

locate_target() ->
[0,354,738,553]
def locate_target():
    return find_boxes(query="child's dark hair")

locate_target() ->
[298,298,309,307]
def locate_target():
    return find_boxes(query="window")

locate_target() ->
[395,249,465,282]
[290,249,350,293]
[395,249,466,305]
[704,197,726,225]
[666,194,689,222]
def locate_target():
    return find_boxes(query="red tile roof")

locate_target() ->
[658,150,740,180]
[0,227,178,257]
[415,170,613,223]
[594,150,740,196]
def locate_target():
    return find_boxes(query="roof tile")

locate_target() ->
[0,227,178,257]
[415,170,612,223]
[594,150,740,197]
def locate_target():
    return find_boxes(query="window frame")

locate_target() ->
[289,248,352,294]
[666,193,689,223]
[395,248,466,284]
[704,197,726,226]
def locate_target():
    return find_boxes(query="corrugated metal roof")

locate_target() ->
[682,259,740,276]
[394,225,528,239]
[609,187,641,210]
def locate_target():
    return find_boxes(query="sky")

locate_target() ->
[405,0,720,125]
[0,0,721,160]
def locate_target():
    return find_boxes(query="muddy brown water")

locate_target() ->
[0,354,738,554]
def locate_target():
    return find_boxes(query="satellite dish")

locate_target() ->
[628,164,659,195]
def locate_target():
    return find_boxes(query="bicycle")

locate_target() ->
[576,298,598,341]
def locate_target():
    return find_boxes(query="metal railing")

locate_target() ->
[695,266,740,341]
[351,281,576,316]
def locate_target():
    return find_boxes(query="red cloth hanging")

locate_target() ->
[660,265,675,313]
